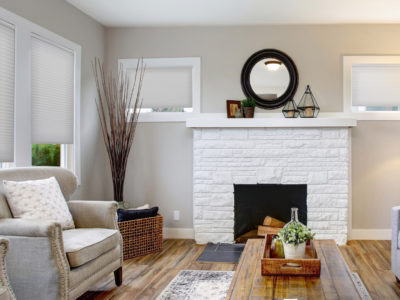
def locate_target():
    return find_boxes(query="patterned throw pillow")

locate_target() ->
[3,176,75,230]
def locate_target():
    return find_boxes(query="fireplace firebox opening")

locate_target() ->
[234,184,307,240]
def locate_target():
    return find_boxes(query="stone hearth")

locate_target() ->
[187,117,356,245]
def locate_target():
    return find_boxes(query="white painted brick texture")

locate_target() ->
[192,128,350,245]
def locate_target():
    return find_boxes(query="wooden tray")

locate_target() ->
[261,236,321,276]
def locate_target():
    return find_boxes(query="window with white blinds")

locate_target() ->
[127,66,193,108]
[31,36,74,144]
[120,57,200,120]
[0,22,15,162]
[344,56,400,117]
[0,7,81,179]
[352,64,400,111]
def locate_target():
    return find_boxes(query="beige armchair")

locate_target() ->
[0,167,122,300]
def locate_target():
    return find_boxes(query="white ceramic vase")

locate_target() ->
[283,241,306,259]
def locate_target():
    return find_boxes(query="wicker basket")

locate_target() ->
[118,214,163,260]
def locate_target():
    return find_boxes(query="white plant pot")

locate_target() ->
[283,241,306,259]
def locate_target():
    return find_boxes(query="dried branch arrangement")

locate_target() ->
[93,58,145,203]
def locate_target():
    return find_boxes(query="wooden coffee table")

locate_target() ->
[226,239,362,300]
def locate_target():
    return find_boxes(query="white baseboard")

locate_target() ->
[350,228,392,240]
[163,227,194,239]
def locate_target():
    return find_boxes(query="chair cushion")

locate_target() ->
[3,176,74,229]
[63,228,120,267]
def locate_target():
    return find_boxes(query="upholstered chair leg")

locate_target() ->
[114,267,123,286]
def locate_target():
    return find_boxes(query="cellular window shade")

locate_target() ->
[31,37,74,144]
[352,64,400,107]
[0,23,15,162]
[127,66,192,108]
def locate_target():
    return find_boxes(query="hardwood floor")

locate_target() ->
[79,239,400,300]
[340,240,400,300]
[78,239,236,300]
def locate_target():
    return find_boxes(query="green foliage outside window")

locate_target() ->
[32,144,60,166]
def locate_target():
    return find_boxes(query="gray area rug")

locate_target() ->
[351,272,372,300]
[156,270,234,300]
[197,243,245,263]
[156,270,371,300]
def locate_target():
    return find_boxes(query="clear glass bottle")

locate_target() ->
[291,207,299,222]
[284,207,302,227]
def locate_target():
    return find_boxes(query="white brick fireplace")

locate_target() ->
[186,116,357,245]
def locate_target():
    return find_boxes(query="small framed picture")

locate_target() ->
[226,100,242,118]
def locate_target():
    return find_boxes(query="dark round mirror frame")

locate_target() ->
[241,49,299,110]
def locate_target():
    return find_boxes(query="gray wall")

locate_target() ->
[0,0,107,200]
[0,1,397,232]
[105,25,400,230]
[125,123,193,228]
[352,121,400,229]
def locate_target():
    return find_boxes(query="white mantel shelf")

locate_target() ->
[186,116,357,128]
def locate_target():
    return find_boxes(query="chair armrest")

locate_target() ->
[393,206,400,250]
[0,220,70,299]
[0,219,57,237]
[68,200,118,229]
[0,238,16,300]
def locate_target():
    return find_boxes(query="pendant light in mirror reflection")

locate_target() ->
[282,99,299,118]
[297,85,320,118]
[264,60,282,72]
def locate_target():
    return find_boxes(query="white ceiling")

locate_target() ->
[67,0,400,27]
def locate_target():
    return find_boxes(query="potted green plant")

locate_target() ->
[276,222,315,259]
[241,97,256,118]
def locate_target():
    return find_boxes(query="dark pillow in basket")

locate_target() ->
[117,207,159,222]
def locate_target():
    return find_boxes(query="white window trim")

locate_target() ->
[119,57,201,122]
[343,55,400,120]
[0,7,81,182]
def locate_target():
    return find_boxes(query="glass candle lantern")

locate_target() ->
[282,99,299,118]
[297,85,320,118]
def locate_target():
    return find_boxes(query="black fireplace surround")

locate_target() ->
[234,184,307,239]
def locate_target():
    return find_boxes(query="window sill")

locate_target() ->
[137,112,196,122]
[345,111,400,121]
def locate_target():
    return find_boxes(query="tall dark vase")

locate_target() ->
[112,174,125,204]
[110,161,128,206]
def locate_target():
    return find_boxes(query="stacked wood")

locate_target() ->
[235,216,286,244]
[257,226,281,236]
[257,216,285,238]
[235,229,258,243]
[263,216,285,228]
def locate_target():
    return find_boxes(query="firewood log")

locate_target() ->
[263,216,285,228]
[257,225,282,237]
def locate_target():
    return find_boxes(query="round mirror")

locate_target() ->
[241,49,298,109]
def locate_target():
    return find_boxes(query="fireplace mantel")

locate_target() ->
[186,114,357,128]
